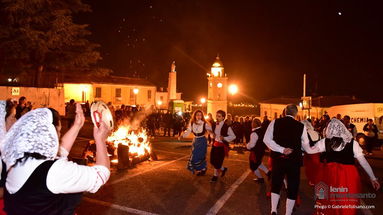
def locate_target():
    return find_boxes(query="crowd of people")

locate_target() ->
[1,97,382,214]
[182,105,381,215]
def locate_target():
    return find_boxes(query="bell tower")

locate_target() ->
[207,55,228,117]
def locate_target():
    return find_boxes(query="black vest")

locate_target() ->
[250,128,267,152]
[4,160,83,215]
[324,139,355,165]
[271,117,304,163]
[212,121,230,145]
[191,122,207,136]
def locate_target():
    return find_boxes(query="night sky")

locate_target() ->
[77,0,383,102]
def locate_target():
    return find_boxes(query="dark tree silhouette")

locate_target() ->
[0,0,109,87]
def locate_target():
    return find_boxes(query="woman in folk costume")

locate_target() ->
[313,119,380,215]
[2,104,111,215]
[182,110,213,176]
[301,119,321,186]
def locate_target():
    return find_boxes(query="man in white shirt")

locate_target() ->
[263,104,312,215]
[210,110,236,182]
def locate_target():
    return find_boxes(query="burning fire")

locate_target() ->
[107,125,152,158]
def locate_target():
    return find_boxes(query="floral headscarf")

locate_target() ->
[325,118,353,151]
[2,108,59,171]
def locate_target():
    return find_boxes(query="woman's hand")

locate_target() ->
[73,103,85,128]
[371,179,381,191]
[94,121,110,143]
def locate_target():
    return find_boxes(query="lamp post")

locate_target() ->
[133,88,139,106]
[200,97,207,113]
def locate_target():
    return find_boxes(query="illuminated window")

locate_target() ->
[148,90,152,100]
[95,87,101,98]
[115,88,121,97]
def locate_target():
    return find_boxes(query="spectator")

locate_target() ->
[243,116,252,143]
[343,115,357,139]
[363,119,378,155]
[15,97,29,119]
[65,99,76,128]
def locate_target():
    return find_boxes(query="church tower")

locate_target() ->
[168,61,177,100]
[207,55,228,117]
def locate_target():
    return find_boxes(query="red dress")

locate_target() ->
[315,140,361,215]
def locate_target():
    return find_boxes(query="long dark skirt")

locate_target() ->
[187,137,207,173]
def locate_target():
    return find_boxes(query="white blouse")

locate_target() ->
[183,120,212,138]
[6,147,110,194]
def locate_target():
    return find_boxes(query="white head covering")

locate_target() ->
[325,118,353,151]
[301,119,319,142]
[2,108,59,171]
[0,101,6,143]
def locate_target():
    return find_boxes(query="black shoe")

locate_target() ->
[210,176,218,182]
[271,212,277,215]
[221,167,228,177]
[267,171,272,181]
[253,178,265,183]
[197,169,207,176]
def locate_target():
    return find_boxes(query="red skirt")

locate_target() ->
[304,153,322,184]
[316,163,361,215]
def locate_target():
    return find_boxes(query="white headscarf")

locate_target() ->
[301,119,319,142]
[325,118,353,151]
[0,101,6,145]
[2,108,59,171]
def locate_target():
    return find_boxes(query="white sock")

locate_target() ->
[214,169,218,176]
[254,169,263,178]
[286,198,295,215]
[271,193,280,213]
[220,167,225,171]
[259,163,269,173]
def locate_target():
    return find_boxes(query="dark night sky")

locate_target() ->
[77,0,383,102]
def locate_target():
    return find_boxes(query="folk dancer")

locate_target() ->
[247,118,270,183]
[182,110,213,176]
[264,104,318,215]
[313,119,380,215]
[210,110,236,182]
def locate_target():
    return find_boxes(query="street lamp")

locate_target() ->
[133,88,139,105]
[228,84,238,95]
[200,97,206,104]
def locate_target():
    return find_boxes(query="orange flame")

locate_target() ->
[107,125,151,157]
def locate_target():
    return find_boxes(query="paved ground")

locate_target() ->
[70,135,383,215]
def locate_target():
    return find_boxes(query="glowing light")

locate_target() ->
[217,83,223,88]
[200,97,206,104]
[7,78,12,82]
[80,84,90,92]
[338,12,342,16]
[211,67,222,77]
[157,100,163,106]
[133,88,139,94]
[229,84,239,95]
[299,102,303,108]
[177,111,183,116]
